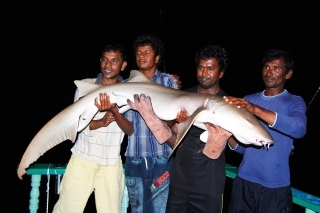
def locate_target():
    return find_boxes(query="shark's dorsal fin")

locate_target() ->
[169,106,207,158]
[126,70,154,83]
[200,131,209,142]
[74,80,102,98]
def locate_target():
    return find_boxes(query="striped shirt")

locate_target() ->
[124,70,177,157]
[71,75,125,166]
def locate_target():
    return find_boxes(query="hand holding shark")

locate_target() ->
[127,94,172,143]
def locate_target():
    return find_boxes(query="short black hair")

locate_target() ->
[101,44,127,62]
[133,34,164,67]
[195,45,229,73]
[262,49,294,73]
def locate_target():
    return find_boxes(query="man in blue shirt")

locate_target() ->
[225,49,307,213]
[123,34,179,213]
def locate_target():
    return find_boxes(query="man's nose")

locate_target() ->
[265,68,273,76]
[106,60,112,68]
[201,68,209,75]
[139,53,145,58]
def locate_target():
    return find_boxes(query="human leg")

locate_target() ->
[255,185,292,213]
[188,190,223,213]
[125,156,145,213]
[165,184,189,213]
[147,155,173,213]
[52,155,96,213]
[228,176,292,213]
[95,160,124,213]
[125,155,173,213]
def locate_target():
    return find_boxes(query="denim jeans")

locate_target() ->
[125,155,173,213]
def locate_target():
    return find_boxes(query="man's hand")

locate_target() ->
[202,123,232,159]
[90,93,117,130]
[170,74,182,89]
[223,96,256,114]
[223,95,276,126]
[176,109,188,123]
[127,94,172,143]
[127,94,153,113]
[95,93,117,113]
[98,111,115,127]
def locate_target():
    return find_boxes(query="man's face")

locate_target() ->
[262,58,291,89]
[197,58,224,89]
[100,51,126,82]
[135,45,159,71]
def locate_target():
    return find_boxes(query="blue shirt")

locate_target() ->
[124,70,177,157]
[234,90,307,188]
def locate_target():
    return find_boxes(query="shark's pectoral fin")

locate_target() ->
[200,131,209,143]
[113,91,134,107]
[168,106,207,158]
[119,105,131,114]
[78,105,99,132]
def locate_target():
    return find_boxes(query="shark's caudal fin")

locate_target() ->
[17,110,79,179]
[169,106,208,158]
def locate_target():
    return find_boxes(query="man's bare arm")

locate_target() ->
[224,96,276,126]
[94,93,134,135]
[127,94,171,143]
[203,123,231,159]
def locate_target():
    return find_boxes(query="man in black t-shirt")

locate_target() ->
[166,45,232,213]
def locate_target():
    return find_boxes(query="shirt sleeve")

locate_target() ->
[231,143,246,154]
[271,96,307,139]
[164,73,178,89]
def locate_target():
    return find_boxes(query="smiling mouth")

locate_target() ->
[264,77,275,82]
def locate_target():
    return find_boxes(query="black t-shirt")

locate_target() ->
[170,86,227,194]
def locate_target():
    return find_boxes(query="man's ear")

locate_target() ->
[219,71,225,79]
[121,61,128,71]
[155,55,160,64]
[285,69,293,79]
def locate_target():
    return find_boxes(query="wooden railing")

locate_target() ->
[24,163,320,213]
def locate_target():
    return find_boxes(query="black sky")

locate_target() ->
[3,1,319,212]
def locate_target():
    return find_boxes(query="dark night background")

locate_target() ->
[3,1,319,212]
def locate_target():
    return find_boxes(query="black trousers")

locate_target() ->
[166,184,223,213]
[228,176,292,213]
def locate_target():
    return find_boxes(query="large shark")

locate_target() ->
[17,70,273,179]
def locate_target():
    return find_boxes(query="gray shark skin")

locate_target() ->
[17,70,273,179]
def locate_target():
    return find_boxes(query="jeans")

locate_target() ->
[125,155,173,213]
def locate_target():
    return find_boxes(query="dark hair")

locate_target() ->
[262,49,294,73]
[101,44,127,62]
[195,45,229,73]
[133,34,164,67]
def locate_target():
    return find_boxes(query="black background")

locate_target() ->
[3,1,319,212]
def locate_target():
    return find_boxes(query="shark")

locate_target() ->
[17,70,273,179]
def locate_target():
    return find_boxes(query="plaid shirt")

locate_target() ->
[124,70,177,157]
